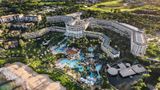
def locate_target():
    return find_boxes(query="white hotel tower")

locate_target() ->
[131,31,147,56]
[65,16,89,38]
[118,23,147,56]
[89,19,147,57]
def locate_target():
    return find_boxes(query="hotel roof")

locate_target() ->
[3,62,66,90]
[132,64,146,73]
[118,63,127,69]
[47,16,73,23]
[89,19,147,46]
[107,67,118,75]
[119,68,136,77]
[66,12,82,17]
[120,23,139,32]
[106,45,120,55]
[119,23,147,45]
[133,31,147,45]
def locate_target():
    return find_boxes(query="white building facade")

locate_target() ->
[47,12,89,38]
[89,18,147,57]
[0,14,42,23]
[65,18,89,38]
[131,31,147,56]
[46,12,147,58]
[85,31,120,59]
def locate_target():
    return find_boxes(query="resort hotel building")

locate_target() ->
[89,18,147,57]
[45,12,147,58]
[0,14,42,23]
[65,18,89,38]
[0,62,66,90]
[131,30,147,56]
[85,31,120,59]
[47,12,89,38]
[112,22,147,56]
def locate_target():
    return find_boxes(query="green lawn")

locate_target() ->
[0,59,6,65]
[81,0,160,12]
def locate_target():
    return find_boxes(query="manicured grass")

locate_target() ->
[81,0,160,12]
[0,59,6,65]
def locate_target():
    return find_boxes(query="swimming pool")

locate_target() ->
[79,53,85,61]
[88,47,94,52]
[59,59,84,72]
[54,46,103,85]
[96,64,102,72]
[58,58,102,76]
[51,44,67,54]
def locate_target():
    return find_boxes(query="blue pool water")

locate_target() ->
[77,65,84,72]
[60,59,84,72]
[59,59,102,76]
[57,48,103,84]
[88,47,94,52]
[96,64,102,72]
[55,44,66,53]
[87,66,90,71]
[96,64,102,79]
[80,53,85,61]
[55,48,64,53]
[60,59,69,64]
[90,72,95,78]
[69,60,79,68]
